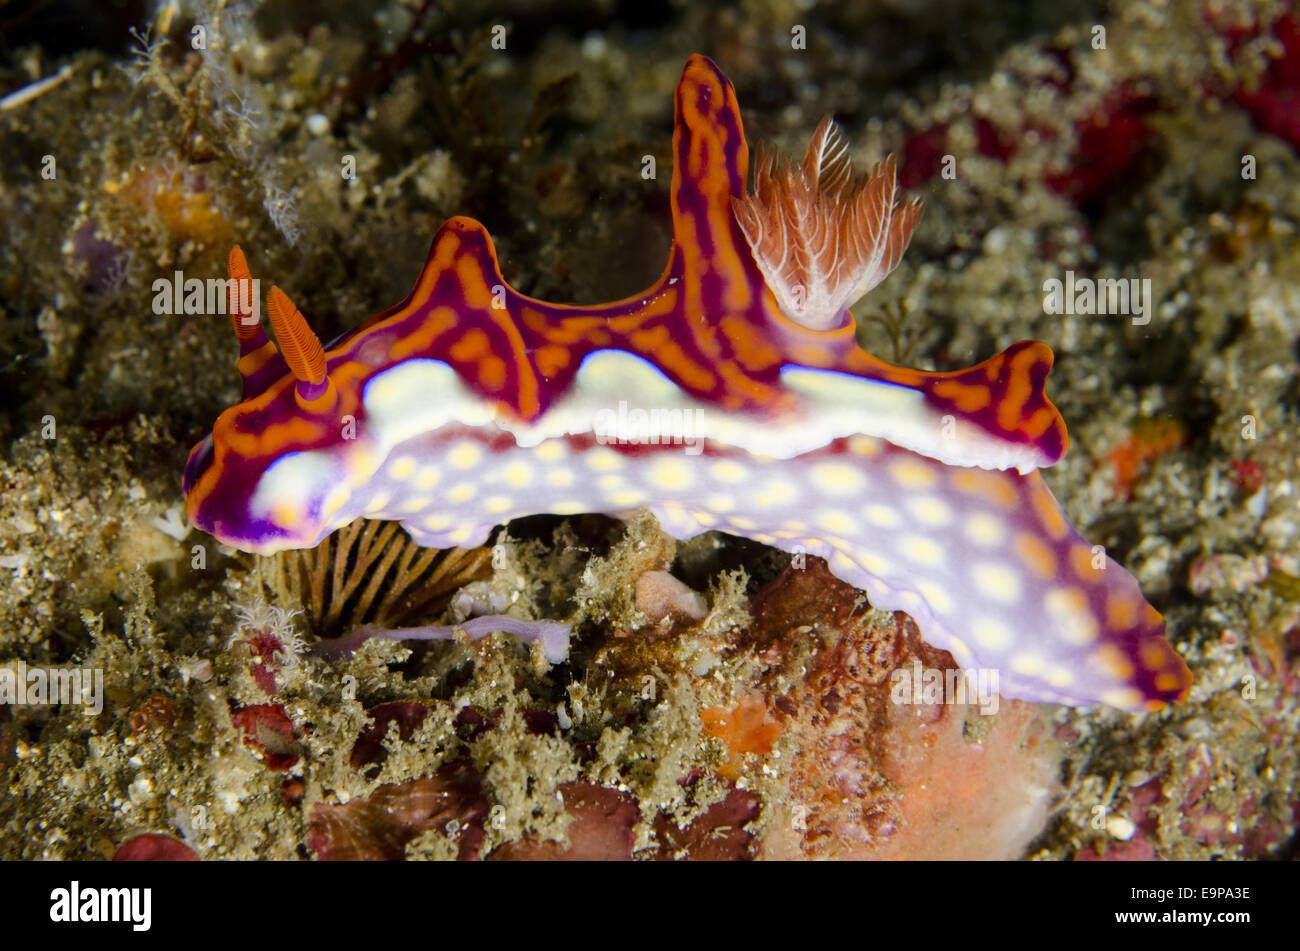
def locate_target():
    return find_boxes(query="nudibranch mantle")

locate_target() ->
[184,55,1191,712]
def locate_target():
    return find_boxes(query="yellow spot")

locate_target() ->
[1155,672,1183,693]
[388,456,416,481]
[1099,687,1142,710]
[710,459,748,484]
[963,512,1005,547]
[905,494,953,527]
[423,513,453,530]
[610,489,645,507]
[829,550,858,579]
[863,503,900,528]
[447,526,476,546]
[691,510,719,528]
[271,500,301,527]
[365,491,392,514]
[1045,587,1097,645]
[816,510,856,534]
[1090,644,1135,680]
[483,495,513,515]
[916,580,953,614]
[951,468,1018,509]
[946,636,973,664]
[585,447,624,471]
[899,534,944,566]
[345,446,379,485]
[1070,542,1101,582]
[1107,594,1140,631]
[1014,532,1058,580]
[416,467,441,491]
[855,548,891,575]
[503,461,532,486]
[729,515,757,531]
[705,493,735,513]
[551,500,587,515]
[448,441,483,469]
[889,457,939,489]
[973,563,1022,604]
[1140,640,1172,670]
[810,461,866,495]
[1028,484,1069,540]
[847,435,881,457]
[535,441,566,462]
[650,456,693,491]
[1010,653,1044,676]
[755,480,796,506]
[597,474,625,492]
[447,482,476,503]
[321,486,350,520]
[546,468,575,487]
[972,617,1012,650]
[1045,666,1074,688]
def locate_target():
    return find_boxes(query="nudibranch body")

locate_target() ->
[184,55,1190,712]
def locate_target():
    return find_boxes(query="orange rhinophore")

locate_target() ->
[266,285,335,411]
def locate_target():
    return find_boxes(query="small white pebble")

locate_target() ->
[1106,815,1137,841]
[305,113,330,136]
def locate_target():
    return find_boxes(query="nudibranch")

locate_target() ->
[184,55,1191,712]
